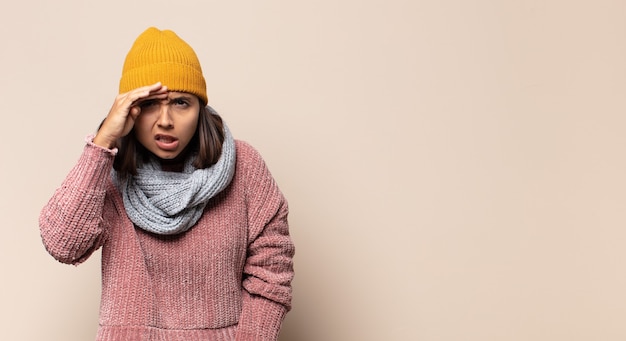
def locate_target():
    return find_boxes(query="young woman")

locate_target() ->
[39,27,294,341]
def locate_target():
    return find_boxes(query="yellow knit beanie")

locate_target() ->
[119,27,208,104]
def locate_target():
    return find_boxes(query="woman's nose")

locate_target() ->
[157,105,173,128]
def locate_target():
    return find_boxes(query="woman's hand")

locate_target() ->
[93,82,168,149]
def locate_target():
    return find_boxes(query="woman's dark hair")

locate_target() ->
[108,105,225,177]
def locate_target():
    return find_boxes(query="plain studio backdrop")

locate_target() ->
[1,1,625,340]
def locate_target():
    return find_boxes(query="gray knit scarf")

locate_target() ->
[115,110,236,235]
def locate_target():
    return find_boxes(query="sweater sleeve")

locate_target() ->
[39,136,117,265]
[236,142,295,341]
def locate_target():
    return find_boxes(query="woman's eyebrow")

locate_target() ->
[168,95,193,101]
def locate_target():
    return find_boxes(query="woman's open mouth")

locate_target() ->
[155,134,179,151]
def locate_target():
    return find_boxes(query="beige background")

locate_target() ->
[1,1,625,340]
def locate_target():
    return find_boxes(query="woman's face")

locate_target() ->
[134,91,200,160]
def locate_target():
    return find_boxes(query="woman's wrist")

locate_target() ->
[93,132,116,149]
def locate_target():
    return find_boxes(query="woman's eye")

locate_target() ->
[140,100,157,109]
[174,99,188,106]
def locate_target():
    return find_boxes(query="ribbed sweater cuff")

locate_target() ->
[64,135,116,190]
[236,291,287,341]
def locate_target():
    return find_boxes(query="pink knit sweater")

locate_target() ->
[39,139,295,341]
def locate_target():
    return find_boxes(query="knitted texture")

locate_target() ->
[116,114,236,235]
[39,139,294,341]
[119,27,208,104]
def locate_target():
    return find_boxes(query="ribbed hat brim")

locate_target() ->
[119,62,207,104]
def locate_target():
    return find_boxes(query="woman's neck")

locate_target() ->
[160,158,186,172]
[154,149,190,172]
